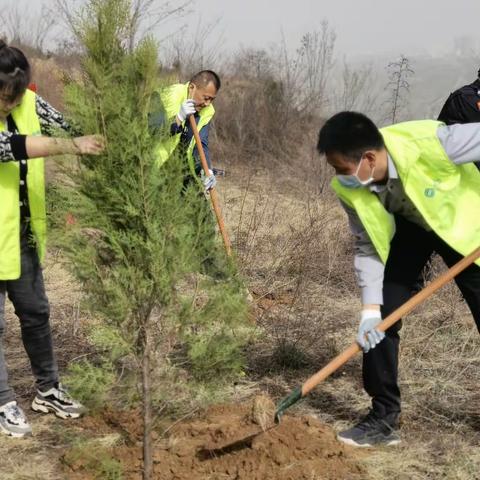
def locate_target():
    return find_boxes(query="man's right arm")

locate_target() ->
[340,200,385,307]
[341,200,386,352]
[148,105,195,137]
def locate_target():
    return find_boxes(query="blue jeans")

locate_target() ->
[0,225,58,406]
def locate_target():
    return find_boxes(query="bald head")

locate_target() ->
[190,70,221,91]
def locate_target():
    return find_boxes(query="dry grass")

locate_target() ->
[216,171,480,480]
[30,57,65,110]
[0,418,59,480]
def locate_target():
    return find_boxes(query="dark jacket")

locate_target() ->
[438,79,480,125]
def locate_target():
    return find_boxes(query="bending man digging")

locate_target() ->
[317,112,480,447]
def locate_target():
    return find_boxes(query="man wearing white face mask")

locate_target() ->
[317,111,480,447]
[335,154,376,188]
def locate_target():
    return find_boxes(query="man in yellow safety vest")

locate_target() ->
[317,111,480,447]
[150,70,220,191]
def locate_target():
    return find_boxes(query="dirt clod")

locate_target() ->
[251,394,276,431]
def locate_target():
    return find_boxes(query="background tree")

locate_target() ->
[385,54,414,123]
[332,60,382,119]
[273,21,336,118]
[162,16,224,76]
[0,2,57,53]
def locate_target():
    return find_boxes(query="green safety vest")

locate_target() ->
[155,82,215,176]
[331,120,480,266]
[0,88,46,280]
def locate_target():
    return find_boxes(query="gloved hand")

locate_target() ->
[201,169,217,191]
[357,309,385,353]
[177,99,196,123]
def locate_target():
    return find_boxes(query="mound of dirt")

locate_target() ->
[68,399,364,480]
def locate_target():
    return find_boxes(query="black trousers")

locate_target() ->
[0,225,58,405]
[364,216,480,418]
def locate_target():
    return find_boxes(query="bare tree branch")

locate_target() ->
[161,16,224,76]
[128,0,193,51]
[49,0,193,51]
[333,59,381,117]
[0,3,57,52]
[385,54,415,123]
[273,21,336,116]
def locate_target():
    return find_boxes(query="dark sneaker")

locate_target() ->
[31,383,85,419]
[337,411,400,447]
[0,401,32,438]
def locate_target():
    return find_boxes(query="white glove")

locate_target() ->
[357,309,385,353]
[177,99,196,123]
[201,169,217,191]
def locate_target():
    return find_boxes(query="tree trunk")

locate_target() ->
[142,319,153,480]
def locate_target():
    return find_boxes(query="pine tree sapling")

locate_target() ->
[48,0,252,477]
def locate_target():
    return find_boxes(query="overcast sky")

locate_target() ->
[183,0,479,58]
[1,0,479,58]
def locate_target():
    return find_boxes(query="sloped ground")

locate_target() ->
[0,173,479,479]
[222,170,480,480]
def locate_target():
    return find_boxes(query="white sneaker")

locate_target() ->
[31,383,86,419]
[0,401,33,438]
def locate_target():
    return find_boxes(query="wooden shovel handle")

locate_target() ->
[189,115,232,256]
[301,246,480,396]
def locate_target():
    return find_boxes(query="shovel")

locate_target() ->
[201,245,480,453]
[189,115,232,256]
[275,245,480,421]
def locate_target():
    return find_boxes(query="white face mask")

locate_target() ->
[337,156,375,189]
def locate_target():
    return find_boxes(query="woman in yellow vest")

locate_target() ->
[0,40,104,438]
[317,111,480,447]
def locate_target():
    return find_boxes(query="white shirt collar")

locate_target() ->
[368,153,397,192]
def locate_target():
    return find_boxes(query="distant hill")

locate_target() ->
[327,52,479,123]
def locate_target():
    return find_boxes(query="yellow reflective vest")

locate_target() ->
[0,89,46,280]
[155,82,215,177]
[331,120,480,266]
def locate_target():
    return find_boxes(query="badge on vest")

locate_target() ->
[424,180,440,198]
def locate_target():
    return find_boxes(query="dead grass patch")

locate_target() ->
[219,172,480,480]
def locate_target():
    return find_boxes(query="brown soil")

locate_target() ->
[65,399,365,480]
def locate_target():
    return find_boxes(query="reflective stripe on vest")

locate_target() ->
[332,120,480,266]
[0,89,46,280]
[155,82,214,177]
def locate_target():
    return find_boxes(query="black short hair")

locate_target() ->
[317,111,385,160]
[190,70,221,91]
[0,40,31,102]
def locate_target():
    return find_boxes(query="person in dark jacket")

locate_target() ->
[438,69,480,125]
